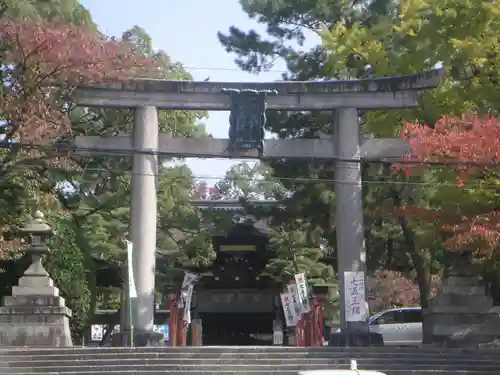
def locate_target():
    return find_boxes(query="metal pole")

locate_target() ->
[120,265,129,331]
[130,105,159,340]
[334,108,369,332]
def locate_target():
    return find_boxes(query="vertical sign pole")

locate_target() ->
[126,240,137,346]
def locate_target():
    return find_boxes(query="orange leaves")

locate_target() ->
[442,212,500,256]
[395,114,500,255]
[0,20,150,142]
[366,270,441,311]
[1,20,148,84]
[398,114,500,173]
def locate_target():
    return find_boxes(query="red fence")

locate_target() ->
[295,297,325,347]
[167,293,188,346]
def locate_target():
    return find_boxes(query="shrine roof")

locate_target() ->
[190,199,283,211]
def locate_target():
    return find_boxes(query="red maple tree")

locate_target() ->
[367,270,441,312]
[397,114,500,255]
[0,19,150,142]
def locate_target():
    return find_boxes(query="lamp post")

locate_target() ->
[17,211,54,276]
[0,210,73,347]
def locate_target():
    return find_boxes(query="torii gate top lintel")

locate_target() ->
[80,68,443,93]
[73,68,444,110]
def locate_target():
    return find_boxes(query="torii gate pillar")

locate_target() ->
[334,108,366,331]
[130,106,159,335]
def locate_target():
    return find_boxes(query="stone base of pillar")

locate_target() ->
[0,268,73,347]
[190,319,202,346]
[111,329,164,347]
[285,327,296,346]
[426,276,500,348]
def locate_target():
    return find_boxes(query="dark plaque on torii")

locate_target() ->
[222,88,278,154]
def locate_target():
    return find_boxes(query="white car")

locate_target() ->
[334,307,422,346]
[368,307,422,346]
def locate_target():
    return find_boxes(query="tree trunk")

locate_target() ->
[391,187,432,343]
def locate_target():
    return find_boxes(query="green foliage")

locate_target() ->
[218,0,500,313]
[321,0,500,136]
[320,0,500,274]
[0,0,211,339]
[215,162,286,200]
[156,165,216,283]
[2,0,95,26]
[267,224,331,282]
[218,0,395,76]
[266,221,340,323]
[46,216,91,341]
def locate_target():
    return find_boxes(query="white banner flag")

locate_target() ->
[182,272,199,289]
[125,240,137,298]
[287,284,303,317]
[294,273,311,313]
[280,292,299,327]
[344,271,368,322]
[183,284,194,322]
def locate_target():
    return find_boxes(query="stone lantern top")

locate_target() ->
[16,211,53,255]
[17,211,53,237]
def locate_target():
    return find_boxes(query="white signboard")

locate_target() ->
[344,271,368,322]
[294,273,311,313]
[287,284,303,317]
[90,325,103,341]
[125,240,137,298]
[280,292,299,327]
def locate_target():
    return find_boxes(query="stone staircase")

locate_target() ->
[1,346,500,375]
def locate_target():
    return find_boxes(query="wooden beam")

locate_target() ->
[73,135,410,160]
[72,69,444,111]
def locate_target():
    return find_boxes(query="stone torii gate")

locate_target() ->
[73,69,443,345]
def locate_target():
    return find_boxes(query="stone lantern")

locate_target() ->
[0,211,73,347]
[17,211,54,278]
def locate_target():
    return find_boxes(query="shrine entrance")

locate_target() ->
[201,312,274,346]
[186,203,281,346]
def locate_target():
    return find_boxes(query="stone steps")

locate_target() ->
[1,347,500,375]
[3,347,500,356]
[1,363,500,372]
[4,345,500,352]
[0,372,497,375]
[3,357,499,365]
[3,352,500,361]
[4,353,500,362]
